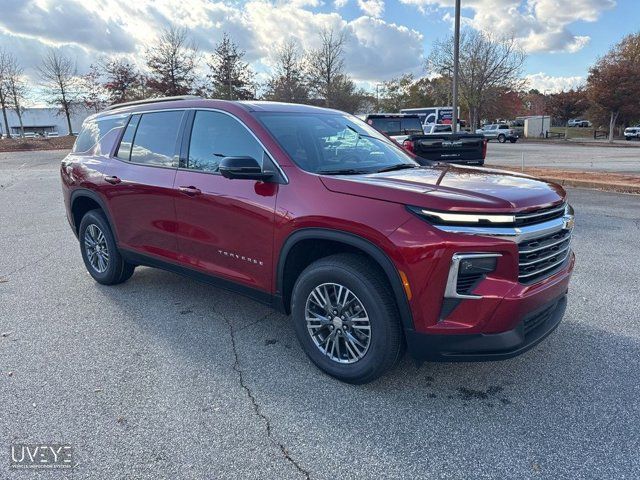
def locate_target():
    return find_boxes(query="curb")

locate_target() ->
[535,176,640,194]
[485,165,640,195]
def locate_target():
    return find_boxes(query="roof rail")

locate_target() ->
[105,95,201,111]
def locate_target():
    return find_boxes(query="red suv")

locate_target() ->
[61,97,575,384]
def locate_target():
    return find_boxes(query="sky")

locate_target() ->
[0,0,638,96]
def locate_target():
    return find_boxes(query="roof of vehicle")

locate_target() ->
[92,97,346,121]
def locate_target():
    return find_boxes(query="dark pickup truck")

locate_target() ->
[401,134,487,166]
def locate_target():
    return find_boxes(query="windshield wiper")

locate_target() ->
[375,163,417,173]
[316,168,370,175]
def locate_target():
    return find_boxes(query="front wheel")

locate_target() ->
[79,209,135,285]
[498,134,507,143]
[291,254,403,384]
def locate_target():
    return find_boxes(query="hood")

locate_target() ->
[319,165,566,212]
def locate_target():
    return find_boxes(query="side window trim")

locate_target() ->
[179,110,196,169]
[115,114,141,162]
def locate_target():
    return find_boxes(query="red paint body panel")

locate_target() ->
[61,98,575,361]
[173,169,277,292]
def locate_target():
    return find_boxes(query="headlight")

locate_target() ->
[407,206,514,226]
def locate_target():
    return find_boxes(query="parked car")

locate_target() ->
[422,124,453,134]
[61,97,575,384]
[568,119,591,128]
[364,113,424,144]
[476,124,519,143]
[624,125,640,140]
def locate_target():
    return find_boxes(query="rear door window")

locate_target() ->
[129,111,184,167]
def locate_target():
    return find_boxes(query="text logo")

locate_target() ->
[10,444,73,469]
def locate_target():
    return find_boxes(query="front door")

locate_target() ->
[173,110,278,293]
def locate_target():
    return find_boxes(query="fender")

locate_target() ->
[69,188,119,242]
[276,228,415,332]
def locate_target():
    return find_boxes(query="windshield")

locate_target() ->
[257,113,418,174]
[367,117,423,136]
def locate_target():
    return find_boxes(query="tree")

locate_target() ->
[103,59,146,104]
[263,40,309,103]
[38,49,80,136]
[146,26,199,96]
[4,53,28,137]
[378,74,415,112]
[428,30,526,129]
[546,89,588,136]
[378,74,445,112]
[80,64,108,113]
[206,33,255,100]
[307,28,350,108]
[586,33,640,142]
[0,49,13,138]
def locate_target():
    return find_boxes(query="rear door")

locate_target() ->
[99,110,185,259]
[172,110,278,293]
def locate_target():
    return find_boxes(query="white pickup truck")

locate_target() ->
[476,124,519,143]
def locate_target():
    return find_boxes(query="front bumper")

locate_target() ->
[406,294,567,361]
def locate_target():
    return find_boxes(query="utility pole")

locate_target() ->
[452,0,461,133]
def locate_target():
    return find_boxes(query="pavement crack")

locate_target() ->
[0,249,57,280]
[235,311,280,333]
[217,305,311,479]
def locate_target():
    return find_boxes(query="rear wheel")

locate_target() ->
[291,254,403,384]
[79,210,134,285]
[498,134,507,143]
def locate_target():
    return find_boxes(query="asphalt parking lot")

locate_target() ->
[487,141,640,173]
[1,150,639,479]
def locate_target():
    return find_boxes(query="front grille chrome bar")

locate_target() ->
[435,216,568,244]
[519,250,571,280]
[519,242,571,267]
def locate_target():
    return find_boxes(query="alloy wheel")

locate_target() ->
[84,224,110,273]
[305,282,371,364]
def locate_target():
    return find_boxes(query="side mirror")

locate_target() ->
[219,156,273,181]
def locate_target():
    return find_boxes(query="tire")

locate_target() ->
[498,134,506,143]
[291,253,403,384]
[509,138,518,143]
[79,209,135,285]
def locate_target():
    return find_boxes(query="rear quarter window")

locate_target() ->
[73,116,127,153]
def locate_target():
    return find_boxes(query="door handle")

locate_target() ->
[104,175,121,185]
[178,186,202,196]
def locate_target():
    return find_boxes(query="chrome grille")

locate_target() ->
[518,228,572,284]
[515,203,566,227]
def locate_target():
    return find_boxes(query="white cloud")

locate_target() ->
[334,0,348,7]
[525,72,585,92]
[0,0,423,85]
[400,0,616,53]
[357,0,385,18]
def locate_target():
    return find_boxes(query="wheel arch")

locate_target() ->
[275,228,414,331]
[70,189,118,241]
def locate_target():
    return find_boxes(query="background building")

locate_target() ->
[0,106,92,137]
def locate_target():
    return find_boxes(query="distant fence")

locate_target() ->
[545,131,565,139]
[594,130,609,139]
